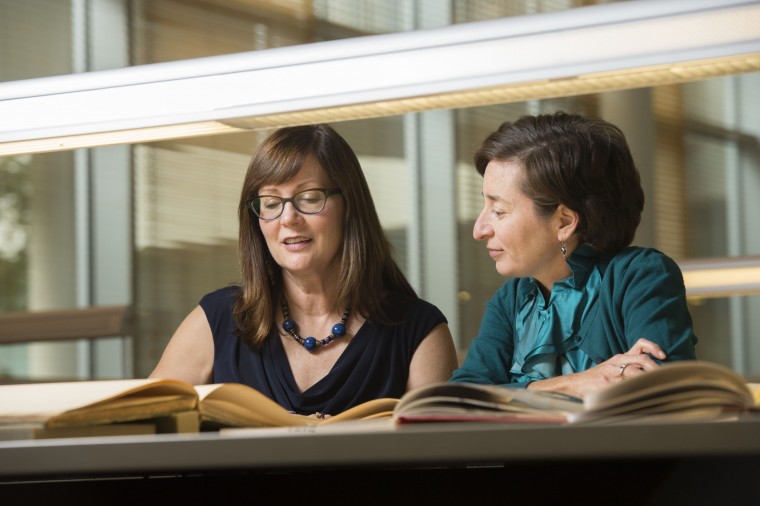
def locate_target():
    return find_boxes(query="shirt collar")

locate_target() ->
[565,243,600,288]
[518,243,601,307]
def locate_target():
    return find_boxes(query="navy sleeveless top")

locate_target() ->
[200,285,447,416]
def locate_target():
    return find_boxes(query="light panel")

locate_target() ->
[223,52,760,129]
[0,122,244,155]
[680,257,760,298]
[0,0,759,155]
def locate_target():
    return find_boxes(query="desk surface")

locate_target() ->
[2,417,760,479]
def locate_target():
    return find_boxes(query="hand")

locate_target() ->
[529,338,667,398]
[625,337,666,360]
[617,337,667,378]
[583,338,668,391]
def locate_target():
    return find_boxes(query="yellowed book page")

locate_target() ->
[195,383,312,427]
[323,398,398,423]
[583,361,753,412]
[195,384,398,427]
[0,379,198,424]
[583,378,752,416]
[571,393,747,424]
[46,396,198,428]
[573,407,732,426]
[747,383,760,406]
[198,398,314,427]
[395,381,582,418]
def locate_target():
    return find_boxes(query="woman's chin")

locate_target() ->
[280,261,313,274]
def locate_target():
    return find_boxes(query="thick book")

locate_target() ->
[0,378,398,439]
[394,361,760,425]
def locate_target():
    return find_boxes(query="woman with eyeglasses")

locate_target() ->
[450,112,697,398]
[150,124,458,417]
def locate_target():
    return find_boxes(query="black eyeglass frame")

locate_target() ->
[248,187,342,220]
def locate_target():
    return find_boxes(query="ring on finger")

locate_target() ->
[618,363,628,378]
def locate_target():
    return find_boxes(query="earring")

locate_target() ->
[561,241,567,258]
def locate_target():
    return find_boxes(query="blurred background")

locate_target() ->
[1,0,758,382]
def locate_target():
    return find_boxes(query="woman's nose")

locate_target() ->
[279,201,301,225]
[473,211,491,241]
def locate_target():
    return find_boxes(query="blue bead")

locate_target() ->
[303,337,317,351]
[332,323,346,337]
[283,319,297,332]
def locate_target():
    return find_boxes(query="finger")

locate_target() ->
[612,356,658,378]
[617,357,661,379]
[626,338,666,359]
[631,354,662,370]
[626,337,660,355]
[620,365,646,379]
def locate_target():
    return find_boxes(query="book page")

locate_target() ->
[584,377,751,414]
[395,382,583,418]
[571,392,748,423]
[747,383,760,406]
[0,379,197,423]
[583,361,753,412]
[199,398,313,427]
[195,383,313,427]
[46,396,199,428]
[323,398,398,423]
[571,406,732,426]
[195,384,399,427]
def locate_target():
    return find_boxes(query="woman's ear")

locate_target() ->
[556,204,580,242]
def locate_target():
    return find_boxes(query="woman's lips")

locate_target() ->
[283,237,311,251]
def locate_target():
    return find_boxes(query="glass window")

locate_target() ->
[2,0,759,381]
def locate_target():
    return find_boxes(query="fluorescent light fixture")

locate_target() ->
[680,257,760,298]
[1,0,759,155]
[0,122,245,154]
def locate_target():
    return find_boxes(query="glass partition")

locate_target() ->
[1,0,758,381]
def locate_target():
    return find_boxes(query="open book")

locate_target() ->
[0,378,398,440]
[394,361,760,425]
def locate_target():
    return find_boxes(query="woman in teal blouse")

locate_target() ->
[451,112,697,398]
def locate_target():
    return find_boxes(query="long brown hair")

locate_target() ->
[235,124,416,348]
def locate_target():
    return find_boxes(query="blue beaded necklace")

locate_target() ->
[281,300,351,352]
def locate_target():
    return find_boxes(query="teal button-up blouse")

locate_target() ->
[451,245,698,387]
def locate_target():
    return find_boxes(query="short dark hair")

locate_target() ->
[236,124,416,348]
[474,111,644,254]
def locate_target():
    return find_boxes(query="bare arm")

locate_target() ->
[527,338,667,398]
[406,323,459,392]
[149,305,214,385]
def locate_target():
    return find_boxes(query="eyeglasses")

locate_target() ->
[249,188,342,220]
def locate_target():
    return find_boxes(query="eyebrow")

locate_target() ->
[258,183,325,195]
[484,192,505,203]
